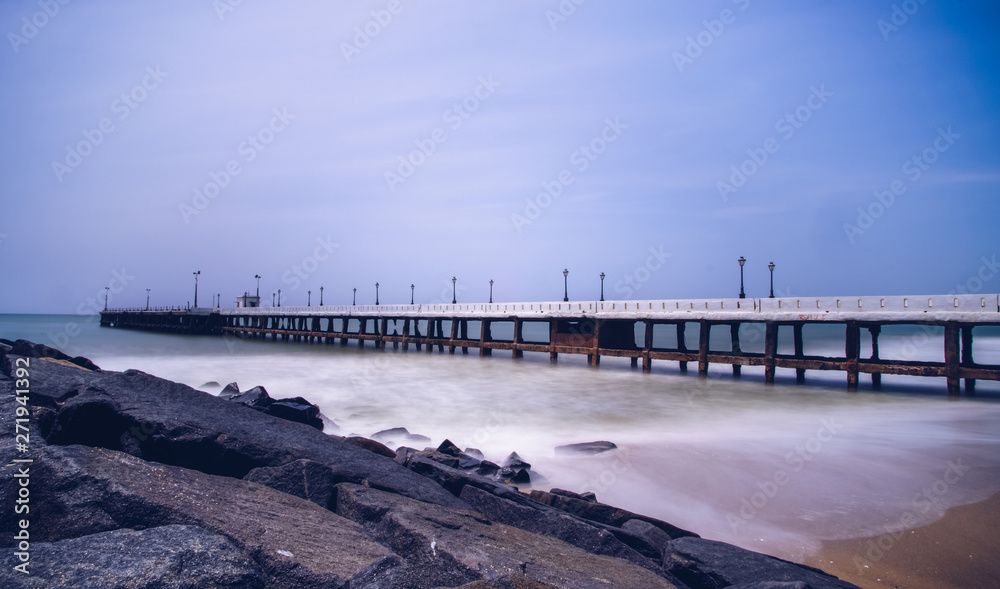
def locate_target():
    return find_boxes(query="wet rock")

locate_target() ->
[0,525,263,588]
[622,519,673,558]
[264,397,323,430]
[436,438,464,456]
[528,489,697,541]
[230,385,273,409]
[7,339,100,371]
[219,381,240,398]
[464,447,485,460]
[199,380,222,391]
[336,483,680,589]
[662,537,859,589]
[244,458,339,510]
[345,436,396,458]
[555,440,618,456]
[496,466,532,485]
[476,460,500,477]
[550,488,597,503]
[502,451,531,470]
[371,426,432,448]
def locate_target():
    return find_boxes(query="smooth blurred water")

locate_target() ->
[4,314,1000,563]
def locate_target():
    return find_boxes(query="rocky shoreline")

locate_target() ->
[0,339,860,588]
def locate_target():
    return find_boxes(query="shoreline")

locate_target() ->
[804,492,1000,589]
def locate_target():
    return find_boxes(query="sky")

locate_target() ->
[0,0,998,313]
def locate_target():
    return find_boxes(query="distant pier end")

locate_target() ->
[101,294,1000,397]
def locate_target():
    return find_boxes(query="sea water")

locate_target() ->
[3,313,1000,563]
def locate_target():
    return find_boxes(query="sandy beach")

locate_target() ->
[804,492,1000,589]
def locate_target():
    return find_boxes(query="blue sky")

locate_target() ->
[0,0,998,313]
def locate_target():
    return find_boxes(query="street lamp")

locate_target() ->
[308,290,311,306]
[375,283,380,305]
[768,262,776,299]
[563,269,569,302]
[146,288,150,311]
[411,284,415,305]
[104,286,109,311]
[320,286,324,306]
[277,289,281,307]
[254,274,261,297]
[216,294,220,308]
[193,270,201,307]
[352,288,356,306]
[599,273,605,302]
[737,257,746,299]
[452,277,457,304]
[272,292,276,307]
[489,279,494,304]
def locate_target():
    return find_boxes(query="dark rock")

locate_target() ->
[497,466,531,485]
[371,426,432,448]
[437,438,464,456]
[219,381,240,398]
[622,519,673,558]
[345,436,396,458]
[476,459,500,477]
[199,380,222,390]
[528,489,698,541]
[230,385,273,409]
[416,448,462,469]
[20,359,466,509]
[550,488,598,503]
[13,444,403,587]
[728,583,813,589]
[8,339,100,371]
[335,483,680,589]
[435,439,482,469]
[555,440,618,456]
[464,447,485,460]
[264,397,323,430]
[663,537,860,589]
[244,458,339,510]
[502,451,531,470]
[404,453,528,506]
[453,576,562,588]
[0,525,263,588]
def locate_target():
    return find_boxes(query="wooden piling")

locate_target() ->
[677,323,688,373]
[698,321,710,378]
[764,322,778,385]
[868,325,882,390]
[945,322,960,398]
[846,321,860,391]
[730,323,741,377]
[793,323,805,383]
[962,325,975,394]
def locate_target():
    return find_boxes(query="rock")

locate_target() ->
[550,488,598,503]
[345,436,396,458]
[219,381,240,399]
[371,426,432,448]
[264,397,323,430]
[728,583,813,589]
[476,460,500,477]
[555,440,618,456]
[452,576,561,589]
[22,359,466,509]
[502,451,531,470]
[14,444,402,587]
[199,380,222,391]
[528,489,697,541]
[230,385,273,409]
[622,519,673,558]
[435,439,482,469]
[244,458,339,510]
[496,466,531,485]
[662,537,860,589]
[436,438,464,456]
[464,447,485,460]
[0,525,264,588]
[335,483,681,589]
[7,339,100,371]
[415,448,462,469]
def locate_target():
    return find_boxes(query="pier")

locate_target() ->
[101,294,1000,397]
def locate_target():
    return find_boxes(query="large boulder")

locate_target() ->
[6,339,99,371]
[528,489,697,541]
[555,440,618,456]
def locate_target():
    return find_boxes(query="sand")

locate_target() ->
[803,492,1000,589]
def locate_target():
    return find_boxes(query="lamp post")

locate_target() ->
[452,277,457,304]
[599,272,605,302]
[308,290,311,306]
[193,270,201,307]
[146,288,150,311]
[768,262,776,299]
[320,286,324,306]
[375,283,380,305]
[104,286,109,310]
[216,294,220,308]
[352,288,356,306]
[563,269,569,302]
[254,274,261,297]
[489,279,494,304]
[738,257,746,299]
[410,284,414,305]
[277,289,281,307]
[272,292,276,307]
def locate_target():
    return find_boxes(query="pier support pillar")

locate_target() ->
[426,319,435,354]
[461,320,469,354]
[641,321,652,373]
[631,357,638,369]
[449,318,458,354]
[550,351,558,364]
[846,321,860,391]
[764,322,778,385]
[480,320,492,357]
[868,325,882,390]
[730,323,742,378]
[945,322,961,398]
[677,323,688,373]
[512,319,523,359]
[697,321,710,379]
[642,355,651,373]
[402,319,411,352]
[962,325,975,394]
[793,324,805,384]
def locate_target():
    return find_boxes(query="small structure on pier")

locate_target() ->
[235,293,260,308]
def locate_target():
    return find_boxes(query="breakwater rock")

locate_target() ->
[0,339,860,588]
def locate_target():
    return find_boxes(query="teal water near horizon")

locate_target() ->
[4,313,1000,567]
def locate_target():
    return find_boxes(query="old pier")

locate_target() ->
[101,294,1000,396]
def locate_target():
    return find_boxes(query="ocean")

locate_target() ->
[4,313,1000,569]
